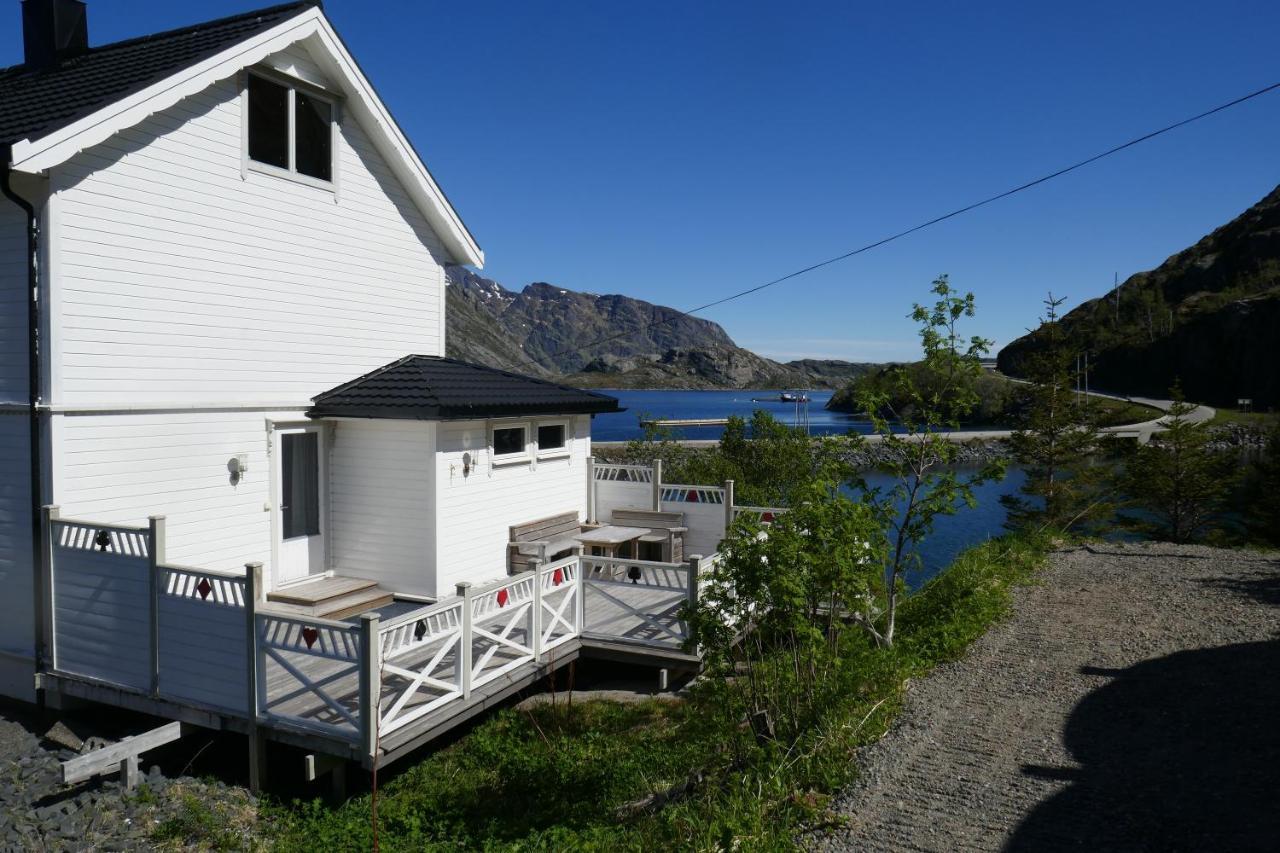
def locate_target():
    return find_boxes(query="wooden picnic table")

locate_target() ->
[573,525,650,559]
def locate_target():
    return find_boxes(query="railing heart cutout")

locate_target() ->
[553,568,564,586]
[496,588,509,608]
[302,627,319,649]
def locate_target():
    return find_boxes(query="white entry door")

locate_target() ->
[276,426,326,586]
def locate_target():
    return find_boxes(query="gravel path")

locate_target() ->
[813,542,1280,852]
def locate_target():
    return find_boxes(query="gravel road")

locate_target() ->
[812,542,1280,852]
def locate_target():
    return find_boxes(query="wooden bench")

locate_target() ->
[611,508,687,563]
[508,511,584,574]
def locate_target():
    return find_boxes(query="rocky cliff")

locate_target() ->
[445,268,872,389]
[997,185,1280,408]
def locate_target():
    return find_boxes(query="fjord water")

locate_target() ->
[592,389,857,441]
[594,389,1028,584]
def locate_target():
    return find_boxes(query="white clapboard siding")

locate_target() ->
[158,591,248,713]
[329,420,434,596]
[52,547,151,690]
[433,416,591,597]
[51,45,449,407]
[0,415,34,679]
[0,203,26,404]
[55,411,283,574]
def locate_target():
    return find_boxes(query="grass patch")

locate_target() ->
[149,782,260,851]
[266,532,1052,851]
[1088,397,1161,428]
[1209,407,1280,429]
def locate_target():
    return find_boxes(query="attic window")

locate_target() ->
[247,72,334,183]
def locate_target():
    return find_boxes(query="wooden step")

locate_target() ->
[266,575,395,620]
[314,587,395,621]
[268,575,378,607]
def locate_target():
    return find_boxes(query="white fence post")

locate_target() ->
[587,456,597,523]
[687,554,703,653]
[531,560,543,662]
[652,458,663,510]
[244,563,262,719]
[244,561,265,793]
[687,554,703,611]
[723,479,735,531]
[575,557,587,634]
[358,612,381,762]
[39,505,59,673]
[147,515,166,697]
[456,582,473,699]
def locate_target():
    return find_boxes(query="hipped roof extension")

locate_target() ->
[308,355,624,421]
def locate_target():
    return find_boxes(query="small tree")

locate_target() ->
[687,471,885,745]
[1123,383,1234,543]
[1244,425,1280,545]
[857,276,1002,648]
[1003,293,1111,531]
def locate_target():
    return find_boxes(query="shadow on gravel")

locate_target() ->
[1007,640,1280,852]
[1196,568,1280,608]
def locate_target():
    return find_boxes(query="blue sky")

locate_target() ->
[6,1,1279,361]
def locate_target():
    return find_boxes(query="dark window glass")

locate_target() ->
[493,427,525,456]
[295,92,332,181]
[282,433,320,539]
[248,75,289,170]
[537,423,566,451]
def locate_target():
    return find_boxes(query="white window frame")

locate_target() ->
[489,421,531,466]
[535,419,572,460]
[241,68,341,194]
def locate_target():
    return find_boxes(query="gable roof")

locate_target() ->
[308,355,623,421]
[0,2,315,147]
[0,2,483,266]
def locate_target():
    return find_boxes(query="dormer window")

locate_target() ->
[246,71,334,184]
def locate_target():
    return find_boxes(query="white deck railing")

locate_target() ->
[41,505,719,760]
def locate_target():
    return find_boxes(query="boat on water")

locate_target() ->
[780,391,809,403]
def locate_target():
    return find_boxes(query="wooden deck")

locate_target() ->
[42,566,702,771]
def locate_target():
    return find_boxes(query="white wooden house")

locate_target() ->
[0,0,756,781]
[0,0,630,697]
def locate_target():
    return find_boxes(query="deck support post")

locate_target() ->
[39,505,59,674]
[651,459,663,510]
[456,583,473,700]
[248,728,267,793]
[723,480,735,531]
[358,612,381,762]
[530,559,543,662]
[147,515,166,697]
[586,456,597,523]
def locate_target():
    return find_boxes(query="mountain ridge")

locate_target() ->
[998,184,1280,408]
[445,268,875,389]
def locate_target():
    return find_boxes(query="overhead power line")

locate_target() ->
[498,79,1280,374]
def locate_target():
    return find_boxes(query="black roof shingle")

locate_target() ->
[0,1,316,147]
[308,356,623,421]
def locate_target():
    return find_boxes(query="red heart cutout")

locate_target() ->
[302,627,319,649]
[496,588,509,608]
[762,512,775,523]
[553,568,564,586]
[687,489,699,503]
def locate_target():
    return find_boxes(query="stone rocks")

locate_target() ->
[0,708,260,849]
